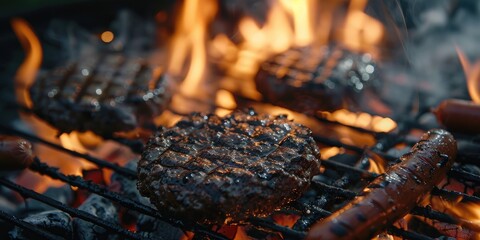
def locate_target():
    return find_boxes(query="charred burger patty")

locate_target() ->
[30,54,172,137]
[137,110,321,224]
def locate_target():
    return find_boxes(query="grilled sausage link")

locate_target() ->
[307,129,457,240]
[0,135,34,170]
[433,99,480,134]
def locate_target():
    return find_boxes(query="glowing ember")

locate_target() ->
[318,109,397,133]
[100,30,115,43]
[456,47,480,103]
[272,213,300,228]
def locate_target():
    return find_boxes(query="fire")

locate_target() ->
[427,196,480,238]
[168,0,217,97]
[272,213,300,228]
[320,147,342,160]
[318,109,397,133]
[368,157,386,174]
[456,47,480,103]
[215,89,237,117]
[340,0,384,55]
[11,18,42,108]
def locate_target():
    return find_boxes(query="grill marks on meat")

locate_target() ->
[30,54,173,136]
[137,110,321,224]
[255,45,379,113]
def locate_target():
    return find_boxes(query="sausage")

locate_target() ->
[306,129,457,240]
[0,135,34,170]
[433,99,480,134]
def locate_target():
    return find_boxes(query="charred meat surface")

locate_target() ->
[30,54,173,136]
[137,109,321,224]
[255,45,379,113]
[307,129,457,240]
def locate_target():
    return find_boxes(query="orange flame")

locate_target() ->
[340,0,384,55]
[320,147,342,160]
[429,196,480,238]
[11,18,42,108]
[318,109,397,133]
[272,213,300,228]
[456,47,480,103]
[368,157,386,174]
[215,89,237,117]
[168,0,217,97]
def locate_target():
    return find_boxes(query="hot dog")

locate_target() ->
[0,135,34,170]
[433,99,480,134]
[307,129,457,240]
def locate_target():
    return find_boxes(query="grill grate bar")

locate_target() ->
[448,168,480,184]
[412,206,480,232]
[0,209,64,240]
[313,135,398,162]
[320,159,378,179]
[387,226,434,240]
[248,217,307,239]
[311,179,357,199]
[0,177,145,240]
[431,187,480,203]
[313,113,394,137]
[0,125,137,179]
[28,158,229,240]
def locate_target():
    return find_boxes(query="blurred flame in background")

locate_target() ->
[318,109,397,132]
[456,47,480,103]
[11,18,41,108]
[167,0,217,97]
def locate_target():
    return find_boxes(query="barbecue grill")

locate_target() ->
[1,93,479,239]
[2,1,480,239]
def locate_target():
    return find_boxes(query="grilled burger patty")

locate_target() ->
[30,54,172,136]
[255,45,379,113]
[137,109,321,224]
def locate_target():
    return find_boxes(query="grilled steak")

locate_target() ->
[30,54,173,136]
[255,45,379,113]
[137,109,321,224]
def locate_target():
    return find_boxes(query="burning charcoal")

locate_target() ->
[109,161,149,224]
[255,45,380,113]
[73,194,118,240]
[9,210,72,240]
[136,214,184,240]
[137,109,321,224]
[30,54,173,137]
[110,161,148,204]
[16,185,73,216]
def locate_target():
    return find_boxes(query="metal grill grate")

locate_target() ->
[1,93,479,240]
